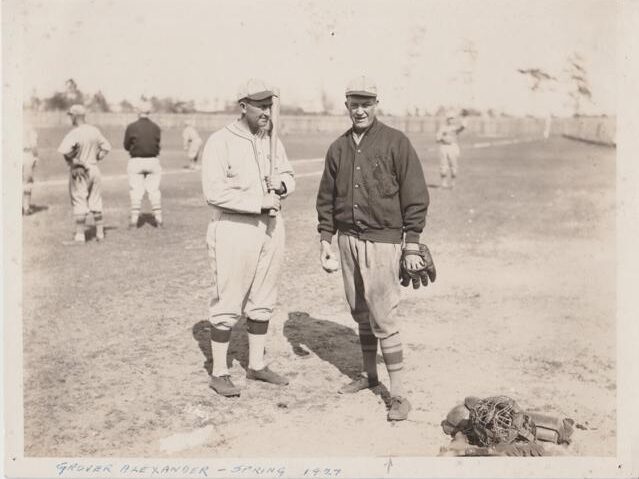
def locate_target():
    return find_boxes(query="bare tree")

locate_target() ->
[517,68,557,92]
[64,78,84,105]
[564,52,592,116]
[88,90,111,112]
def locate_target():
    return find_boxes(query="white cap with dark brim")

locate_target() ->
[67,104,87,116]
[137,100,152,114]
[345,75,378,98]
[237,79,277,102]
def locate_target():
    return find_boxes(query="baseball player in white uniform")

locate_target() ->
[22,118,39,216]
[201,79,295,397]
[182,118,203,170]
[57,104,112,242]
[436,113,467,189]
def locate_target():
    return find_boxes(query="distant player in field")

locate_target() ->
[436,112,467,189]
[182,118,203,170]
[22,118,39,216]
[57,104,112,242]
[124,100,163,228]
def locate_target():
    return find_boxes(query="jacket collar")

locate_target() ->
[345,117,382,142]
[226,119,266,142]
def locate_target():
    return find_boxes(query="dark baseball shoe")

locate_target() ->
[338,374,379,394]
[246,366,289,385]
[209,375,240,397]
[387,396,412,421]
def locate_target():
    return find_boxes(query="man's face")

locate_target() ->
[241,98,273,132]
[345,95,378,131]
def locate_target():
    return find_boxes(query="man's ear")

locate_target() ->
[239,101,247,114]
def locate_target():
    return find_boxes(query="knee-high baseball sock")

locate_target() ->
[380,332,404,397]
[23,191,32,213]
[130,207,140,225]
[92,211,104,237]
[210,326,231,377]
[247,318,269,371]
[152,207,162,224]
[358,322,379,381]
[74,214,86,238]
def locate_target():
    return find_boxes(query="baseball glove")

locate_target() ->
[466,396,537,447]
[400,243,437,289]
[70,164,88,181]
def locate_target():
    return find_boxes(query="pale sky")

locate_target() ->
[20,0,617,115]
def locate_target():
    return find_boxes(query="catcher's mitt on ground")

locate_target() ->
[70,164,88,181]
[400,243,436,289]
[439,395,576,457]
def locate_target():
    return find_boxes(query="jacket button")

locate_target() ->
[356,166,361,170]
[354,184,359,188]
[354,204,359,208]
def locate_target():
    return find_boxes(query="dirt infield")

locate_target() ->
[21,133,615,457]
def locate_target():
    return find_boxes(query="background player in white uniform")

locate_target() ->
[182,118,203,170]
[22,118,39,216]
[57,104,112,242]
[436,113,467,189]
[201,79,295,397]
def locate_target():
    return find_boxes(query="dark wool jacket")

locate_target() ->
[316,119,429,244]
[123,117,161,158]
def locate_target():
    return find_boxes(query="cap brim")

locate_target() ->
[345,91,377,98]
[240,90,275,102]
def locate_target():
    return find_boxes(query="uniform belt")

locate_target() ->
[223,210,269,217]
[210,205,270,218]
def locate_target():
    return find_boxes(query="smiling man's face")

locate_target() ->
[241,98,273,134]
[345,95,378,132]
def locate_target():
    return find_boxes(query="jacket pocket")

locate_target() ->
[370,154,402,228]
[372,154,399,198]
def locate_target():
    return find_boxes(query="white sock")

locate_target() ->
[248,333,266,371]
[211,340,230,377]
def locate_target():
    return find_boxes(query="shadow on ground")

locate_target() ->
[284,311,391,403]
[192,318,249,374]
[23,204,49,216]
[85,225,118,241]
[134,213,162,228]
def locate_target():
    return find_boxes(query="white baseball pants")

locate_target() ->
[206,209,285,329]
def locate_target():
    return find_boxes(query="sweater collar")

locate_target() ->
[226,119,266,142]
[345,117,381,141]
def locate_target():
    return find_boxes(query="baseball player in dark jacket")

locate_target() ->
[124,101,163,227]
[316,76,431,421]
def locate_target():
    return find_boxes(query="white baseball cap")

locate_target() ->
[237,78,277,102]
[137,100,152,114]
[67,104,86,116]
[345,75,378,98]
